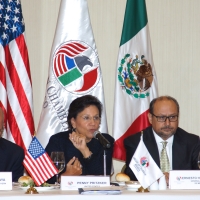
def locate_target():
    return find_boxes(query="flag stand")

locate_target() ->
[103,149,106,176]
[137,186,149,193]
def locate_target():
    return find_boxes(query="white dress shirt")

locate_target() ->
[152,129,174,170]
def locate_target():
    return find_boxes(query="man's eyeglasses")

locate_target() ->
[151,113,178,122]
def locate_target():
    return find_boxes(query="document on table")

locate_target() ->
[78,188,122,195]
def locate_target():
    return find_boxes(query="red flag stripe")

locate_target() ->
[113,110,150,161]
[15,34,32,84]
[24,153,47,186]
[6,41,34,129]
[43,153,59,173]
[54,56,59,77]
[24,155,44,185]
[23,160,43,186]
[7,102,26,149]
[23,162,41,185]
[28,153,48,181]
[66,42,88,51]
[0,62,6,88]
[58,54,64,74]
[4,65,32,148]
[4,44,34,137]
[61,54,67,72]
[58,49,76,58]
[37,156,53,178]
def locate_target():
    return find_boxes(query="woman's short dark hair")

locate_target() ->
[67,95,102,130]
[149,95,179,114]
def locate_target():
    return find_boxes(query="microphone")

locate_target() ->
[93,131,111,148]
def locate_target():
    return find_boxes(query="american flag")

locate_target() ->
[0,0,34,150]
[23,137,58,186]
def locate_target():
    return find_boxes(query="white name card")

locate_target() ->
[61,176,110,190]
[0,172,12,190]
[169,170,200,189]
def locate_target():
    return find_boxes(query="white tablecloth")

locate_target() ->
[1,186,200,200]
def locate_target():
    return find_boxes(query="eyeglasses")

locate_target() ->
[81,115,101,122]
[151,113,178,122]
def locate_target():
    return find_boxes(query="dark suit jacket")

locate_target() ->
[0,138,24,182]
[45,131,115,183]
[124,126,200,180]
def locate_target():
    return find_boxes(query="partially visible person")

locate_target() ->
[45,95,114,183]
[0,107,24,182]
[124,96,200,185]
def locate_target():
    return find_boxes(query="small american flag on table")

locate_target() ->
[23,137,58,186]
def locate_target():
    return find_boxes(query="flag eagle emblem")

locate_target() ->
[118,54,154,98]
[53,40,100,94]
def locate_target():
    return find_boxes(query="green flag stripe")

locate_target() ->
[120,0,148,46]
[58,68,82,86]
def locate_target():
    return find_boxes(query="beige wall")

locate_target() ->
[21,0,200,180]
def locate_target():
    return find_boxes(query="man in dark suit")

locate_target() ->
[0,108,24,182]
[124,96,200,185]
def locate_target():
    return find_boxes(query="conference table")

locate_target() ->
[1,186,200,200]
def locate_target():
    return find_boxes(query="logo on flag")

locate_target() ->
[118,54,153,98]
[140,157,149,167]
[53,41,100,94]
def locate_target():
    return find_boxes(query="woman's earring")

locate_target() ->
[72,127,76,132]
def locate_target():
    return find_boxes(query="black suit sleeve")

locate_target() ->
[191,137,200,169]
[173,129,200,170]
[12,147,24,182]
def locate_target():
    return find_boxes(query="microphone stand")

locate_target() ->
[103,148,106,176]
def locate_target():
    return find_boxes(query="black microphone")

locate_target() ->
[93,131,111,148]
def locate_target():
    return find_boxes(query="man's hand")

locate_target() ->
[163,172,169,186]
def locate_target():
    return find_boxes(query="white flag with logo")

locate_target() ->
[129,135,163,189]
[36,0,107,148]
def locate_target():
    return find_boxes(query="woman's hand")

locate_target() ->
[69,130,87,150]
[61,157,82,176]
[69,131,91,158]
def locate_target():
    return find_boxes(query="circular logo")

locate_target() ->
[118,54,154,98]
[53,40,100,94]
[140,157,149,167]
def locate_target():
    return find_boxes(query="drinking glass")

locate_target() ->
[50,152,65,183]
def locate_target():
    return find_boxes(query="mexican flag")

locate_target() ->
[113,0,158,161]
[36,0,108,148]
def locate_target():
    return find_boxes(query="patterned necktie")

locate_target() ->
[160,141,170,173]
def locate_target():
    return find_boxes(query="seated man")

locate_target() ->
[124,96,200,184]
[0,108,24,182]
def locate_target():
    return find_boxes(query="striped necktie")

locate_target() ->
[160,141,170,173]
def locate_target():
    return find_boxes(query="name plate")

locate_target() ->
[169,170,200,189]
[0,172,12,190]
[61,176,110,190]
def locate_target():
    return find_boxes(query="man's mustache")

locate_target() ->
[161,125,173,130]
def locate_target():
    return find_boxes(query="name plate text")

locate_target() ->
[61,176,110,190]
[169,170,200,189]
